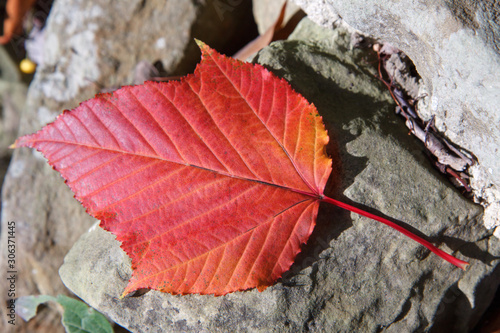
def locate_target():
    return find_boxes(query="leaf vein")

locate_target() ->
[148,84,227,171]
[126,186,273,289]
[208,51,317,194]
[185,79,259,179]
[271,201,314,276]
[78,158,160,200]
[126,179,258,247]
[103,95,160,156]
[83,104,123,149]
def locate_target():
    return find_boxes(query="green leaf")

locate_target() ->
[15,295,113,333]
[56,295,113,333]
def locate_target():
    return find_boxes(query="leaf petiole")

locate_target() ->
[321,196,469,270]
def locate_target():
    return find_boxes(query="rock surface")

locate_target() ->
[0,0,255,332]
[0,46,25,183]
[292,0,500,239]
[59,18,500,332]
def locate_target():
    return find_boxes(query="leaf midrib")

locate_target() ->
[29,138,320,198]
[205,50,319,196]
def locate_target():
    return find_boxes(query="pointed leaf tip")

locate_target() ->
[195,39,209,53]
[10,134,32,149]
[195,39,214,59]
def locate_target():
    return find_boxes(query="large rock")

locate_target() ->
[59,18,500,332]
[292,0,500,238]
[0,0,255,332]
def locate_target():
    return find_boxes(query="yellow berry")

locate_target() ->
[20,59,37,74]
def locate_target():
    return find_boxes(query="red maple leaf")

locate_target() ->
[13,41,468,296]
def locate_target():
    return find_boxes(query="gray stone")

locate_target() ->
[0,46,21,82]
[59,18,500,332]
[291,0,500,238]
[0,81,25,157]
[0,46,25,174]
[0,0,254,332]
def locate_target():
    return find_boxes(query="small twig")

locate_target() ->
[441,136,474,166]
[372,42,473,191]
[392,87,418,118]
[446,167,472,192]
[423,116,434,146]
